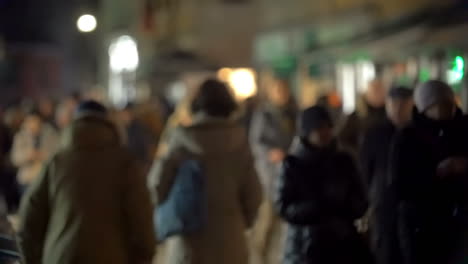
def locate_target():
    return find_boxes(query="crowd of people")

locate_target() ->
[0,77,468,264]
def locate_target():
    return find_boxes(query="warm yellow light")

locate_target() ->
[228,68,257,100]
[217,68,232,82]
[77,14,97,33]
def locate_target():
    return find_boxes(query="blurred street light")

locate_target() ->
[218,68,257,100]
[108,35,139,105]
[77,14,97,33]
[109,35,139,73]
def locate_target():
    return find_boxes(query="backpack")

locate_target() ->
[155,159,206,241]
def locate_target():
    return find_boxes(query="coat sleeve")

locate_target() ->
[123,159,157,262]
[147,128,183,204]
[249,110,276,157]
[341,154,369,220]
[239,140,262,229]
[42,126,59,161]
[11,133,34,167]
[17,160,52,264]
[359,128,377,186]
[337,113,360,155]
[389,130,419,264]
[275,156,323,225]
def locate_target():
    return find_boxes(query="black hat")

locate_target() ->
[298,106,333,138]
[75,100,108,119]
[388,86,413,99]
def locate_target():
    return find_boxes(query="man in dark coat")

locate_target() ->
[276,106,371,264]
[360,86,414,264]
[391,80,468,264]
[338,79,387,155]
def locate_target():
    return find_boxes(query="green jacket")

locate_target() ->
[18,115,156,264]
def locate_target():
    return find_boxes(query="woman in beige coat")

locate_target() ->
[11,110,58,188]
[149,79,262,264]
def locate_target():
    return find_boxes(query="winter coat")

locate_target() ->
[276,139,371,264]
[360,119,401,264]
[391,110,468,264]
[11,124,58,186]
[0,195,19,262]
[0,124,18,211]
[250,103,296,198]
[149,114,262,264]
[338,99,386,155]
[17,116,156,264]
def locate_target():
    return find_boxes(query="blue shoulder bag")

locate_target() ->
[155,160,206,241]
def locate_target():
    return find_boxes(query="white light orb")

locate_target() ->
[77,14,97,33]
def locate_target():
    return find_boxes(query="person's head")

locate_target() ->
[386,86,414,128]
[23,110,43,136]
[118,103,136,125]
[191,79,237,118]
[4,106,25,132]
[268,79,291,107]
[38,98,54,120]
[299,106,334,148]
[74,100,108,120]
[365,79,386,108]
[415,80,456,121]
[55,100,77,130]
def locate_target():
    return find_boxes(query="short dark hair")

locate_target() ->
[191,79,238,118]
[388,86,413,99]
[26,108,42,120]
[75,100,108,117]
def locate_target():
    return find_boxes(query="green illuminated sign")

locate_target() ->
[447,55,465,86]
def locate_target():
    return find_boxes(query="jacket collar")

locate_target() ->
[62,116,121,150]
[412,107,464,132]
[290,137,337,159]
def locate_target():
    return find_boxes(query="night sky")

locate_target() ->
[0,0,94,45]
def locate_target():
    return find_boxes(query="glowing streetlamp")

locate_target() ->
[217,68,257,100]
[109,36,139,73]
[77,14,97,33]
[108,35,139,105]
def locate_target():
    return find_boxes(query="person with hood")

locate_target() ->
[11,109,58,189]
[338,79,387,155]
[391,80,468,264]
[276,106,371,264]
[18,101,156,264]
[149,79,262,264]
[250,79,297,262]
[360,86,414,264]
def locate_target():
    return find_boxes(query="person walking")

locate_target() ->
[276,106,371,264]
[250,79,297,263]
[149,79,262,264]
[11,109,58,189]
[17,101,156,264]
[118,103,156,171]
[338,79,387,155]
[391,80,468,264]
[360,86,414,264]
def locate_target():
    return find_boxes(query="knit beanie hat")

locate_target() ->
[298,106,333,138]
[388,86,413,99]
[414,80,454,112]
[74,100,108,119]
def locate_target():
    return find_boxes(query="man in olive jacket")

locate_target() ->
[18,101,156,264]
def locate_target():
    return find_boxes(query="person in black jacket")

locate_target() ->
[391,80,468,264]
[360,86,413,264]
[276,106,372,264]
